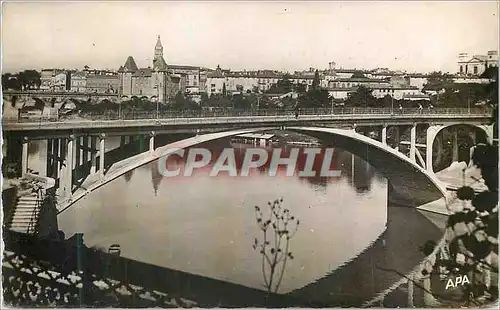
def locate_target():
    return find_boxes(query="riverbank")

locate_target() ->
[417,161,488,216]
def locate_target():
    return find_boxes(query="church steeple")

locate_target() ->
[153,35,167,70]
[154,35,163,58]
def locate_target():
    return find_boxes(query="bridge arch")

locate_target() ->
[425,123,493,174]
[58,127,449,213]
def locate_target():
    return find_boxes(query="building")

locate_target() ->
[205,67,282,96]
[40,69,69,91]
[86,72,120,94]
[457,51,498,76]
[70,71,87,92]
[371,85,426,100]
[406,74,429,90]
[168,65,202,94]
[118,35,181,103]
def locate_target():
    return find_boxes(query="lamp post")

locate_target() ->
[154,84,159,119]
[467,87,471,114]
[391,95,394,115]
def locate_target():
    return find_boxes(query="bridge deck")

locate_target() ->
[3,108,492,135]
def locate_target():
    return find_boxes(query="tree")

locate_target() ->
[351,71,366,79]
[222,83,227,97]
[344,86,378,107]
[416,111,498,306]
[481,67,498,105]
[311,69,320,90]
[173,91,186,110]
[267,74,294,94]
[293,83,307,95]
[18,70,41,90]
[232,94,251,110]
[298,88,330,108]
[423,71,454,92]
[2,73,21,90]
[171,91,200,110]
[480,66,498,80]
[253,198,299,294]
[200,92,209,105]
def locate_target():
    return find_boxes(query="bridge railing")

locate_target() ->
[2,107,492,124]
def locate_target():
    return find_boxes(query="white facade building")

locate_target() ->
[457,51,498,76]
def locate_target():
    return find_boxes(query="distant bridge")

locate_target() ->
[3,90,119,98]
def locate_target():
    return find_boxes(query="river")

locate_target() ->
[24,134,427,295]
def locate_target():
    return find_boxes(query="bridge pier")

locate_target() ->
[426,125,444,175]
[46,139,53,178]
[149,131,156,153]
[410,124,416,163]
[452,128,459,163]
[82,136,89,173]
[99,134,106,180]
[61,136,75,197]
[21,137,29,177]
[52,139,60,179]
[381,125,387,145]
[4,135,22,168]
[478,124,494,144]
[55,138,66,197]
[468,130,477,145]
[90,136,97,174]
[75,137,81,180]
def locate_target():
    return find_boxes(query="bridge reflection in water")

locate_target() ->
[2,230,308,308]
[2,205,443,308]
[4,136,447,307]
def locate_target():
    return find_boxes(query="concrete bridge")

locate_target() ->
[2,108,494,214]
[2,109,495,306]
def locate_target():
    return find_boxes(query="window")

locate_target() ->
[474,66,478,74]
[460,65,463,73]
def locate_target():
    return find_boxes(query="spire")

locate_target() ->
[155,35,163,57]
[153,35,167,71]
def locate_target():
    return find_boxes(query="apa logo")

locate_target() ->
[445,275,471,290]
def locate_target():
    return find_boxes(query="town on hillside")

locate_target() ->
[2,36,498,118]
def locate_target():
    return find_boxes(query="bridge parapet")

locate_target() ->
[2,107,492,131]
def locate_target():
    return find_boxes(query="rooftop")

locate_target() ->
[120,56,139,72]
[132,68,153,77]
[169,64,201,70]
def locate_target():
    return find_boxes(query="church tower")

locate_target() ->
[153,35,167,70]
[154,35,163,59]
[152,35,168,104]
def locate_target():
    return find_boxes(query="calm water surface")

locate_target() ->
[28,138,388,294]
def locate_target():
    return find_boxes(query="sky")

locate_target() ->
[1,1,499,74]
